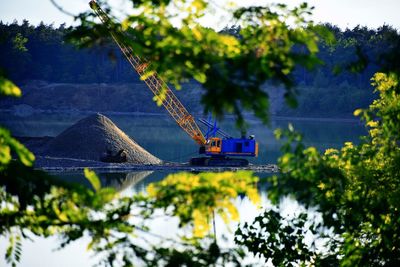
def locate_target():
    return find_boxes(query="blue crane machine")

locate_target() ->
[89,0,259,166]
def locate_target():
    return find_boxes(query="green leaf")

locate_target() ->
[9,137,35,167]
[0,144,11,165]
[84,168,101,192]
[0,127,35,167]
[0,77,21,97]
[193,72,206,83]
[140,70,155,81]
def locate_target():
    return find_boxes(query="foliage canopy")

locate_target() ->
[235,71,400,266]
[1,0,400,266]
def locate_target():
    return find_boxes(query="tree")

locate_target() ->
[235,71,400,266]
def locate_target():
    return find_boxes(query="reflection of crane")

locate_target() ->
[89,0,258,166]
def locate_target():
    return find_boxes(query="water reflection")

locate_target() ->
[101,171,153,192]
[56,171,164,192]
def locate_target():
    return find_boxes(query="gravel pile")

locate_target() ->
[42,113,161,164]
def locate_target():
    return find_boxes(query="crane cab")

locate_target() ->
[205,137,258,157]
[206,137,222,154]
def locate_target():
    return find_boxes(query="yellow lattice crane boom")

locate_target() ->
[89,0,206,146]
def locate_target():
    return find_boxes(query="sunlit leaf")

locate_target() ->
[0,127,35,167]
[84,168,101,192]
[146,170,260,238]
[0,77,22,97]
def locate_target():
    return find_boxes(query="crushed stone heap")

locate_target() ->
[42,113,161,164]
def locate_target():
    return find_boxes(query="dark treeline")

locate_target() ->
[0,20,135,83]
[224,24,399,117]
[1,20,399,117]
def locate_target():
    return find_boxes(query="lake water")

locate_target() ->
[0,112,365,266]
[0,112,365,164]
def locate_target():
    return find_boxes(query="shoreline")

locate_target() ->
[34,156,279,173]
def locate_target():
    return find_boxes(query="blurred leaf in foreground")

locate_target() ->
[147,171,260,238]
